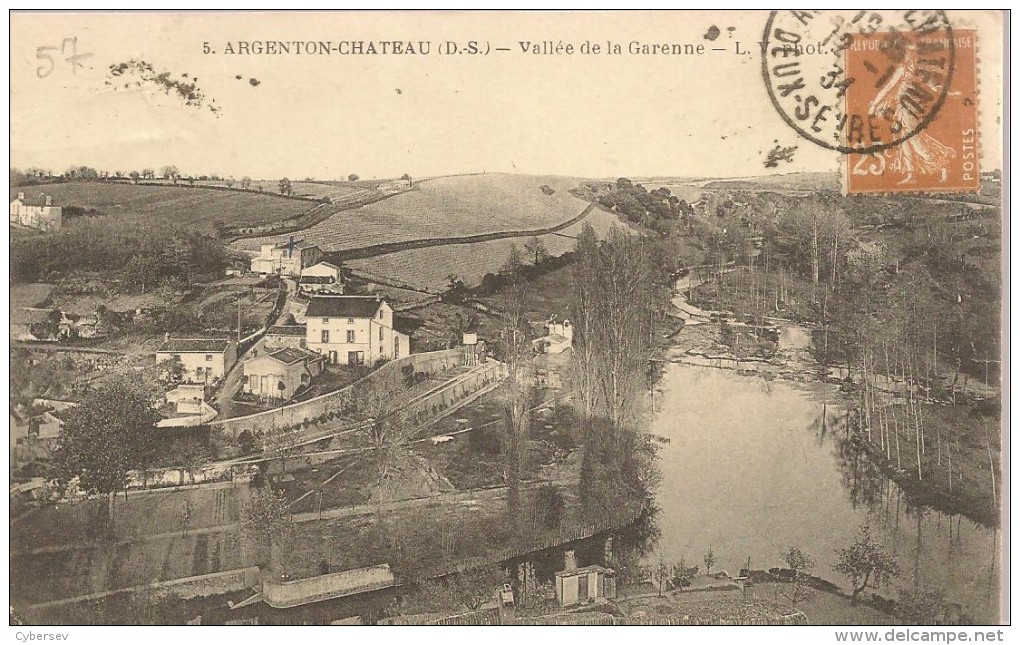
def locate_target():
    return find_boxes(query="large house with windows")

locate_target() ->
[305,295,410,366]
[155,338,237,384]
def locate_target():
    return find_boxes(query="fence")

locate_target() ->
[209,348,470,437]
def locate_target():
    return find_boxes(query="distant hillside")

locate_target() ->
[700,172,840,192]
[9,182,316,236]
[347,206,631,293]
[8,181,410,237]
[233,173,593,253]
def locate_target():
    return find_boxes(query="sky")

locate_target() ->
[9,10,1004,181]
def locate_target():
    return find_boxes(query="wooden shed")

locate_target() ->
[554,565,615,606]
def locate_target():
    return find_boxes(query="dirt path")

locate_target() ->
[212,279,293,419]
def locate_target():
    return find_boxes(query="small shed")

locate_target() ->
[554,565,615,607]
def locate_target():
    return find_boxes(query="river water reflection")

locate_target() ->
[649,364,1000,623]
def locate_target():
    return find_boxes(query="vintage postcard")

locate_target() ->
[7,9,1006,633]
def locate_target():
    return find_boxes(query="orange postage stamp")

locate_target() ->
[843,29,980,194]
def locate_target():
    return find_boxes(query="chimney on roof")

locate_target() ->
[17,192,24,200]
[45,195,52,206]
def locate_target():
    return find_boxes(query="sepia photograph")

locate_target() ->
[6,8,1008,635]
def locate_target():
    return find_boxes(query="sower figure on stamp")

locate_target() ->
[867,42,957,186]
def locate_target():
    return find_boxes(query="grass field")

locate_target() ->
[11,183,316,236]
[11,282,56,309]
[346,205,630,292]
[232,173,591,253]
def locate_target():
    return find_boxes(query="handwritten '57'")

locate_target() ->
[36,37,93,78]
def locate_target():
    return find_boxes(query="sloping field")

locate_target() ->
[232,173,590,253]
[191,179,408,203]
[10,183,313,235]
[347,207,631,292]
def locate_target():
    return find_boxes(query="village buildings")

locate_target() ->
[299,261,345,294]
[9,192,62,231]
[250,238,323,277]
[242,347,325,401]
[305,295,410,366]
[155,337,238,384]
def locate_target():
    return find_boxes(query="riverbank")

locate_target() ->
[851,401,1001,528]
[666,305,1001,529]
[649,358,1000,624]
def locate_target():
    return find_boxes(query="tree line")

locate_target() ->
[10,216,230,288]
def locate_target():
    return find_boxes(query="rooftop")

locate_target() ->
[300,275,337,284]
[13,193,58,208]
[305,261,341,271]
[306,295,384,319]
[267,325,307,337]
[555,565,613,577]
[157,338,233,354]
[261,347,324,365]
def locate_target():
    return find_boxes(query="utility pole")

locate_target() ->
[972,357,1000,388]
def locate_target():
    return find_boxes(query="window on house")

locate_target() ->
[321,330,330,343]
[379,327,384,341]
[205,354,213,361]
[378,310,383,319]
[347,317,354,324]
[322,317,329,324]
[346,330,355,343]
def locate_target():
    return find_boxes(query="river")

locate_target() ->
[648,363,1000,623]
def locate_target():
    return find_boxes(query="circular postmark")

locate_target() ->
[761,10,955,154]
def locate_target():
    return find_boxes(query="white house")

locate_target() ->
[250,237,323,277]
[10,192,62,231]
[243,347,325,401]
[155,338,238,384]
[305,295,410,366]
[299,261,345,294]
[533,317,574,354]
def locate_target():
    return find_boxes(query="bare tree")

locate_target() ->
[497,245,532,515]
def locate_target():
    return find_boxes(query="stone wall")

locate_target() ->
[210,348,470,438]
[262,565,395,608]
[24,567,261,620]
